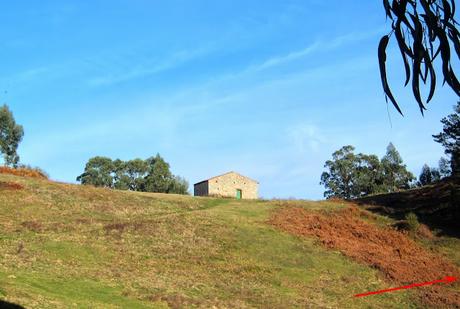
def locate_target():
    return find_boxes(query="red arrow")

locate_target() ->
[354,276,457,298]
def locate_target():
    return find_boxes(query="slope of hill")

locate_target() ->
[0,173,459,308]
[357,177,460,237]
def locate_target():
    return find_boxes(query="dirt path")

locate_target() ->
[269,206,460,308]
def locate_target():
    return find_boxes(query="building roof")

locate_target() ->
[194,171,259,185]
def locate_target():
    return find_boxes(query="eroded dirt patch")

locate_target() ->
[269,206,460,308]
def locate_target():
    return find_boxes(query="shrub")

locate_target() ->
[405,212,420,233]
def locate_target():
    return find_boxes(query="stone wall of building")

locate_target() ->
[208,172,258,199]
[194,181,209,197]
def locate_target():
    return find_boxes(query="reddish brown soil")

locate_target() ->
[269,206,460,308]
[0,181,24,190]
[0,166,47,179]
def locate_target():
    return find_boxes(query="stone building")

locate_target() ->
[194,171,258,199]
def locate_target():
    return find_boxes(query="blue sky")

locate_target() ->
[1,1,458,199]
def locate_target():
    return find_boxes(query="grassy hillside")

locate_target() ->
[0,173,458,308]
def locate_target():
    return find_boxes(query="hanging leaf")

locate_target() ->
[378,35,403,115]
[442,0,452,28]
[448,27,460,60]
[395,21,412,85]
[423,51,436,103]
[412,47,426,113]
[383,0,393,18]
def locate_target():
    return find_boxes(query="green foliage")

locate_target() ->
[320,143,414,199]
[144,154,173,193]
[112,158,149,191]
[418,164,441,187]
[0,104,24,167]
[112,159,130,190]
[320,145,357,199]
[354,153,385,197]
[418,164,432,186]
[433,101,460,176]
[405,212,420,233]
[126,158,149,191]
[168,175,189,195]
[381,143,415,192]
[76,156,114,188]
[76,154,189,195]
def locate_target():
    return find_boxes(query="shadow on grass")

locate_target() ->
[355,177,460,238]
[0,300,25,309]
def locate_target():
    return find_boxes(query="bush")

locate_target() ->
[405,212,420,233]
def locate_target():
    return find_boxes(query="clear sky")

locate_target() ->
[1,1,458,199]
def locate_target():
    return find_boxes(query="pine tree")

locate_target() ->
[438,157,452,178]
[433,102,460,177]
[418,164,441,186]
[381,143,415,192]
[419,164,433,186]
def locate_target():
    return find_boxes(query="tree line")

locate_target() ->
[321,101,459,199]
[320,143,415,199]
[76,154,189,194]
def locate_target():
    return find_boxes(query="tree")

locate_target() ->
[418,163,441,186]
[320,145,359,199]
[125,159,148,191]
[143,154,174,193]
[111,158,149,191]
[433,101,460,176]
[381,143,415,191]
[76,156,114,188]
[438,156,452,178]
[431,168,441,182]
[379,0,460,115]
[169,176,189,195]
[354,153,386,197]
[112,159,130,190]
[0,104,24,167]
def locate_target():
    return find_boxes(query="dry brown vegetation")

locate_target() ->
[269,205,460,308]
[0,167,47,179]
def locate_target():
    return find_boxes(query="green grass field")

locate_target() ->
[0,173,452,308]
